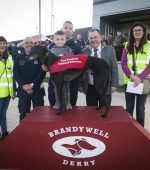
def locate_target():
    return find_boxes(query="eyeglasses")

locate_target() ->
[133,29,143,32]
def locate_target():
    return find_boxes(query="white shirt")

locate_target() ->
[91,44,102,58]
[88,44,102,85]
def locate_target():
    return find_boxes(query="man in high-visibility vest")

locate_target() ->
[0,36,15,141]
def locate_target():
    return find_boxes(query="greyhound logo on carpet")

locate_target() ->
[52,136,106,158]
[49,126,109,166]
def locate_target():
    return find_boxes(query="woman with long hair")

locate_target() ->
[0,36,14,140]
[121,22,150,126]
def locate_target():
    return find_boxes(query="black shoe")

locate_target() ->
[1,131,9,141]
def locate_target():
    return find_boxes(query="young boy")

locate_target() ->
[47,21,81,107]
[50,30,74,109]
[50,30,73,56]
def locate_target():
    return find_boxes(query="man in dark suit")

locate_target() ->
[80,28,118,106]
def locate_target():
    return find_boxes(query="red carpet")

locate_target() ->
[23,106,132,123]
[0,106,150,170]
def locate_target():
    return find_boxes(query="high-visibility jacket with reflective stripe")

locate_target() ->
[0,55,14,98]
[124,41,150,84]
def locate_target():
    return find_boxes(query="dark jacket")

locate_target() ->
[81,45,118,94]
[75,39,86,49]
[13,52,46,88]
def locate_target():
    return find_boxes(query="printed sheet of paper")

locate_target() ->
[126,82,144,94]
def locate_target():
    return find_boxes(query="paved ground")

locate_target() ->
[7,83,150,133]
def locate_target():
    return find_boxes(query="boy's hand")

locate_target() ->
[42,65,49,72]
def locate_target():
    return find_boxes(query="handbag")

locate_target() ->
[142,76,150,94]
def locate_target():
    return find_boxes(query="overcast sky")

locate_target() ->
[0,0,93,41]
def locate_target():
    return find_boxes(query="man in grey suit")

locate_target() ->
[80,28,118,106]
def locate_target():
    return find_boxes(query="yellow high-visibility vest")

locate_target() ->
[0,55,14,98]
[124,41,150,84]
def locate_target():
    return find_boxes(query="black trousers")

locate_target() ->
[86,85,100,106]
[48,79,78,106]
[17,88,45,121]
[124,85,148,126]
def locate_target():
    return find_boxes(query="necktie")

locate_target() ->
[94,49,98,57]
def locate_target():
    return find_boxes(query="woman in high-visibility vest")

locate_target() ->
[0,36,14,141]
[121,22,150,127]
